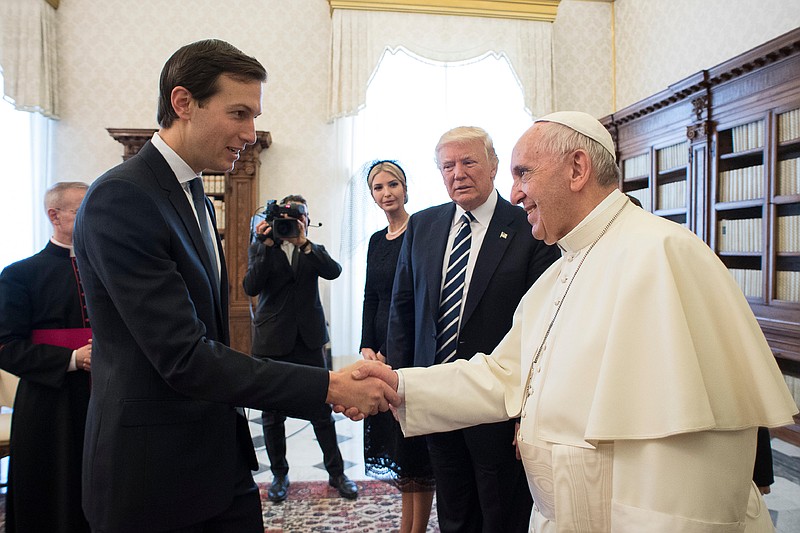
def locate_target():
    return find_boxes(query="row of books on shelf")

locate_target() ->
[777,215,800,252]
[728,268,762,299]
[717,218,761,253]
[776,271,800,302]
[202,174,226,194]
[656,180,686,210]
[623,153,650,181]
[213,199,225,230]
[777,157,800,196]
[718,164,763,202]
[783,374,800,407]
[728,269,800,302]
[626,187,651,211]
[717,216,800,253]
[730,120,764,153]
[656,142,688,172]
[778,108,800,143]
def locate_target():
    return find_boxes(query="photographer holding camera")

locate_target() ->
[243,194,358,503]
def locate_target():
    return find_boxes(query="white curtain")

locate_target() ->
[30,112,55,247]
[328,9,554,122]
[0,0,59,267]
[327,11,553,362]
[0,0,60,118]
[328,47,536,362]
[0,93,53,269]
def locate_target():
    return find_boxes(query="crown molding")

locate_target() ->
[327,1,560,22]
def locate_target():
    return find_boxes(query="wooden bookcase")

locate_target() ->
[602,28,800,443]
[107,128,272,354]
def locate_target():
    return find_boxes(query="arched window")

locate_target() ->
[331,48,533,360]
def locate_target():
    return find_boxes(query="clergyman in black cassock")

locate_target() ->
[0,182,92,533]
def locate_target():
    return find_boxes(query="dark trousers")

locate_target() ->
[159,442,263,533]
[427,419,532,533]
[260,338,344,479]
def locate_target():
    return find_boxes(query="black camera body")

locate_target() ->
[262,200,308,240]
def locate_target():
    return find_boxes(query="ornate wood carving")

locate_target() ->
[686,120,711,142]
[691,95,709,122]
[106,129,154,160]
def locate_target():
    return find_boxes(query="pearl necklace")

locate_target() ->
[386,217,409,238]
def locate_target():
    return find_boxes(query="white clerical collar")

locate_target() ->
[50,237,75,257]
[454,188,498,228]
[151,131,201,187]
[558,189,627,253]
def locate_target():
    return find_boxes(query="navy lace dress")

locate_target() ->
[361,228,435,491]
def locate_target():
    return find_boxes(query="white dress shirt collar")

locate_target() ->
[453,188,498,228]
[151,131,200,185]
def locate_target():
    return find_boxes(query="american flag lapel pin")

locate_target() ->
[500,231,508,239]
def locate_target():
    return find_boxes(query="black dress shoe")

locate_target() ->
[329,474,358,499]
[268,475,290,503]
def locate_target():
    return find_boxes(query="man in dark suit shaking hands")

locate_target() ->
[73,39,396,533]
[386,126,560,533]
[244,194,357,503]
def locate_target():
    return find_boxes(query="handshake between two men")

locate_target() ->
[326,360,399,420]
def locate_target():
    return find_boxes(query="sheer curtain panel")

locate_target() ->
[0,0,60,118]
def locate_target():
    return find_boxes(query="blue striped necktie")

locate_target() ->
[435,211,474,364]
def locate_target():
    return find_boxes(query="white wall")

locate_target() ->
[613,0,800,110]
[55,0,338,241]
[553,0,614,117]
[550,0,800,115]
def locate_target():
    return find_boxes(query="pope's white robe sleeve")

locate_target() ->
[398,296,530,436]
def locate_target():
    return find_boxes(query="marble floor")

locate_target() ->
[247,409,367,486]
[246,410,800,532]
[763,438,800,533]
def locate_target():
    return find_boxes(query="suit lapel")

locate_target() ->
[425,204,456,317]
[139,142,227,330]
[462,197,516,326]
[141,143,210,273]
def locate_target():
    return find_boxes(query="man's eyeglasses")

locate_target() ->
[54,208,79,215]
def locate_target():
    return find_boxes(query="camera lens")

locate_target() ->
[273,218,299,239]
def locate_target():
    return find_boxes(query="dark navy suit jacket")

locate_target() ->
[243,239,341,358]
[386,194,559,369]
[74,141,329,532]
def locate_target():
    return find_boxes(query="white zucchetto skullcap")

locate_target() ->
[534,111,616,161]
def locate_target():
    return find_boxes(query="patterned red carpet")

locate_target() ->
[261,480,440,532]
[0,481,440,532]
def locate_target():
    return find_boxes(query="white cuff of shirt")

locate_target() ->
[396,370,406,422]
[68,350,78,372]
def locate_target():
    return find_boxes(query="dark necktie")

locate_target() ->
[291,244,300,274]
[435,212,474,364]
[188,178,220,291]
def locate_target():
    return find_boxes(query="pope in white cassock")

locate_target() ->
[350,111,799,532]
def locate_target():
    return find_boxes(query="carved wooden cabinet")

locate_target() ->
[107,128,272,354]
[602,29,800,442]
